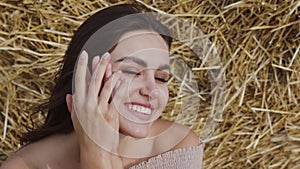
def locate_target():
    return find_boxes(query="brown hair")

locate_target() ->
[21,4,172,143]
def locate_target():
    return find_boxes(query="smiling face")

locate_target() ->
[110,30,170,138]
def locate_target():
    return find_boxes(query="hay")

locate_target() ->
[1,0,300,168]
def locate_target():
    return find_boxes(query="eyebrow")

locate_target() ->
[114,56,170,71]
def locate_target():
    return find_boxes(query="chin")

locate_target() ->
[119,119,152,138]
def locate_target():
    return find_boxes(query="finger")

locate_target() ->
[98,70,122,107]
[88,52,111,99]
[92,55,100,73]
[87,56,99,86]
[104,63,112,81]
[86,66,91,87]
[113,78,128,98]
[74,50,88,98]
[109,78,128,113]
[108,96,120,125]
[106,78,127,128]
[111,116,120,152]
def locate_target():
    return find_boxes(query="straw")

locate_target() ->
[1,0,300,168]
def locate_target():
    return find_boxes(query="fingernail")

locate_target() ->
[103,52,110,60]
[93,55,100,63]
[80,50,87,59]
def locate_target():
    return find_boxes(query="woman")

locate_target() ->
[1,4,203,169]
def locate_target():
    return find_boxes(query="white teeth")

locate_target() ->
[128,104,151,115]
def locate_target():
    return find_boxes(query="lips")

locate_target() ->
[128,104,151,114]
[125,102,153,121]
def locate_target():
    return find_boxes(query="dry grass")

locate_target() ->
[1,0,300,168]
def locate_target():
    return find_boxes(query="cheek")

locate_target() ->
[159,86,169,104]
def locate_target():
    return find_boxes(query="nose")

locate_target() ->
[139,76,159,99]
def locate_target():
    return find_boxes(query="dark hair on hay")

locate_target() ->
[21,3,172,143]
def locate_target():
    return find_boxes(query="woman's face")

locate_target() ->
[110,30,169,138]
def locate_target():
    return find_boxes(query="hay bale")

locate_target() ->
[0,0,299,168]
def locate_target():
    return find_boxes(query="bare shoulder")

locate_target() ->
[151,119,201,150]
[1,134,71,169]
[1,153,33,169]
[0,140,47,169]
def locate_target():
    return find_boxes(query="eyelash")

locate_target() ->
[121,70,141,76]
[121,70,169,83]
[155,77,168,83]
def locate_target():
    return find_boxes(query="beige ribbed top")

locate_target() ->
[128,143,204,169]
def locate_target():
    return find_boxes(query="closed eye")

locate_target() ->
[121,70,141,76]
[155,77,168,83]
[121,69,169,83]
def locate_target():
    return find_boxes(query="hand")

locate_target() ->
[66,51,126,169]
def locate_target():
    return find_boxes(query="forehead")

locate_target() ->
[110,30,169,64]
[117,30,169,49]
